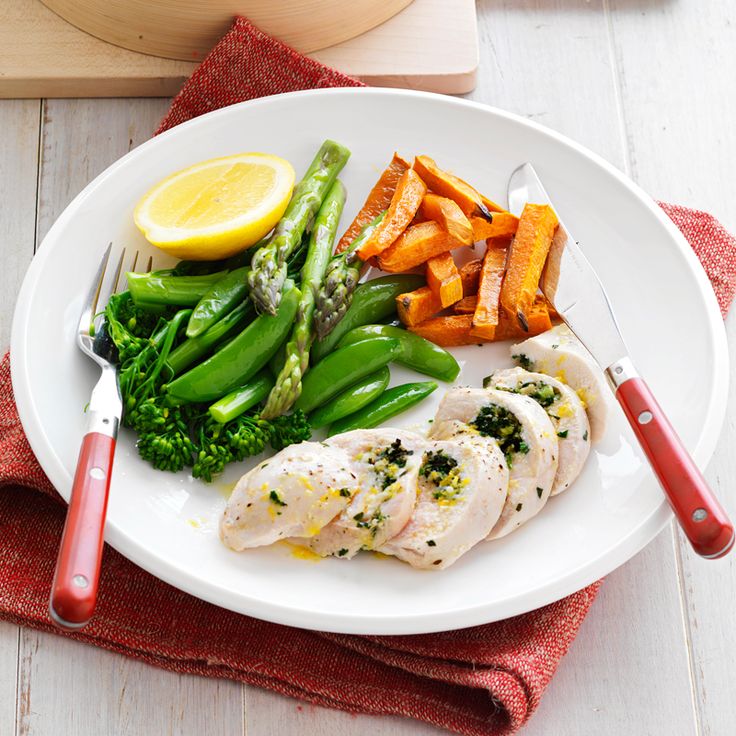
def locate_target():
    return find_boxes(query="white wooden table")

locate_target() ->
[2,2,735,733]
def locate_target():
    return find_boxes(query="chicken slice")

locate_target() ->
[511,324,610,442]
[430,386,558,539]
[379,436,508,569]
[490,367,590,495]
[220,442,356,550]
[305,429,424,559]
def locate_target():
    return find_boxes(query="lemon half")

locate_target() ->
[134,153,295,260]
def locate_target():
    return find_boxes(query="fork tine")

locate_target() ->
[146,255,153,272]
[90,246,113,312]
[79,244,112,336]
[109,247,127,296]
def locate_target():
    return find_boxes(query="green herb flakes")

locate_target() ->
[269,490,287,507]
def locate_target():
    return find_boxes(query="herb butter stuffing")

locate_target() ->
[512,353,534,370]
[366,438,413,491]
[470,404,529,463]
[485,375,559,409]
[419,449,468,505]
[354,509,386,539]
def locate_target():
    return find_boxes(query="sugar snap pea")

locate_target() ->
[294,337,401,414]
[186,266,250,338]
[166,280,300,403]
[172,246,258,276]
[166,301,254,376]
[308,367,390,428]
[127,271,227,307]
[327,381,438,436]
[311,274,424,363]
[337,324,460,382]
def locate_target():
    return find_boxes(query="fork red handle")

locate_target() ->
[50,432,115,628]
[616,377,734,558]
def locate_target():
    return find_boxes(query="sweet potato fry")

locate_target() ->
[414,155,497,220]
[377,221,465,272]
[500,203,559,331]
[419,193,473,245]
[470,246,507,340]
[426,252,463,308]
[336,153,410,253]
[470,214,519,242]
[409,314,482,347]
[410,296,552,347]
[453,295,478,314]
[458,259,482,295]
[481,194,507,214]
[496,297,552,339]
[356,168,427,260]
[396,286,443,327]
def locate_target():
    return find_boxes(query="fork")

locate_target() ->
[49,245,140,630]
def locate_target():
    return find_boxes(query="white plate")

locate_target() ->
[12,89,728,634]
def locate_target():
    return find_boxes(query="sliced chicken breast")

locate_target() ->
[379,435,508,569]
[306,429,424,559]
[430,387,558,539]
[220,442,356,550]
[511,324,610,442]
[490,367,590,495]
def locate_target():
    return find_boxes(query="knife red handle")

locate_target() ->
[616,377,734,558]
[50,431,115,629]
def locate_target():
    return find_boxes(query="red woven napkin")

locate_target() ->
[2,17,736,736]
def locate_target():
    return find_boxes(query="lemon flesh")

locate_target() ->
[134,153,295,260]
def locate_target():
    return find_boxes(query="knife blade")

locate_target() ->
[506,162,734,559]
[507,162,628,371]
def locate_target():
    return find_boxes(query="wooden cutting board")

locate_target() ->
[0,0,478,98]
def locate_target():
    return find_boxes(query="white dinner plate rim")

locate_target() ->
[11,87,729,634]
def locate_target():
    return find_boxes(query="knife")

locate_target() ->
[507,162,733,559]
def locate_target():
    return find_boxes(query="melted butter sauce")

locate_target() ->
[215,480,238,499]
[281,541,323,562]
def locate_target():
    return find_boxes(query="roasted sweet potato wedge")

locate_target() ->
[413,155,498,220]
[335,153,410,253]
[419,193,474,245]
[470,245,508,340]
[410,296,552,347]
[453,295,478,314]
[396,285,443,327]
[356,168,427,260]
[409,314,483,347]
[377,221,465,272]
[458,259,482,295]
[500,203,559,331]
[470,214,519,242]
[426,252,463,308]
[495,296,552,339]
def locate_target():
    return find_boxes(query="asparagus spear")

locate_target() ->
[313,211,386,340]
[261,180,347,418]
[248,140,350,315]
